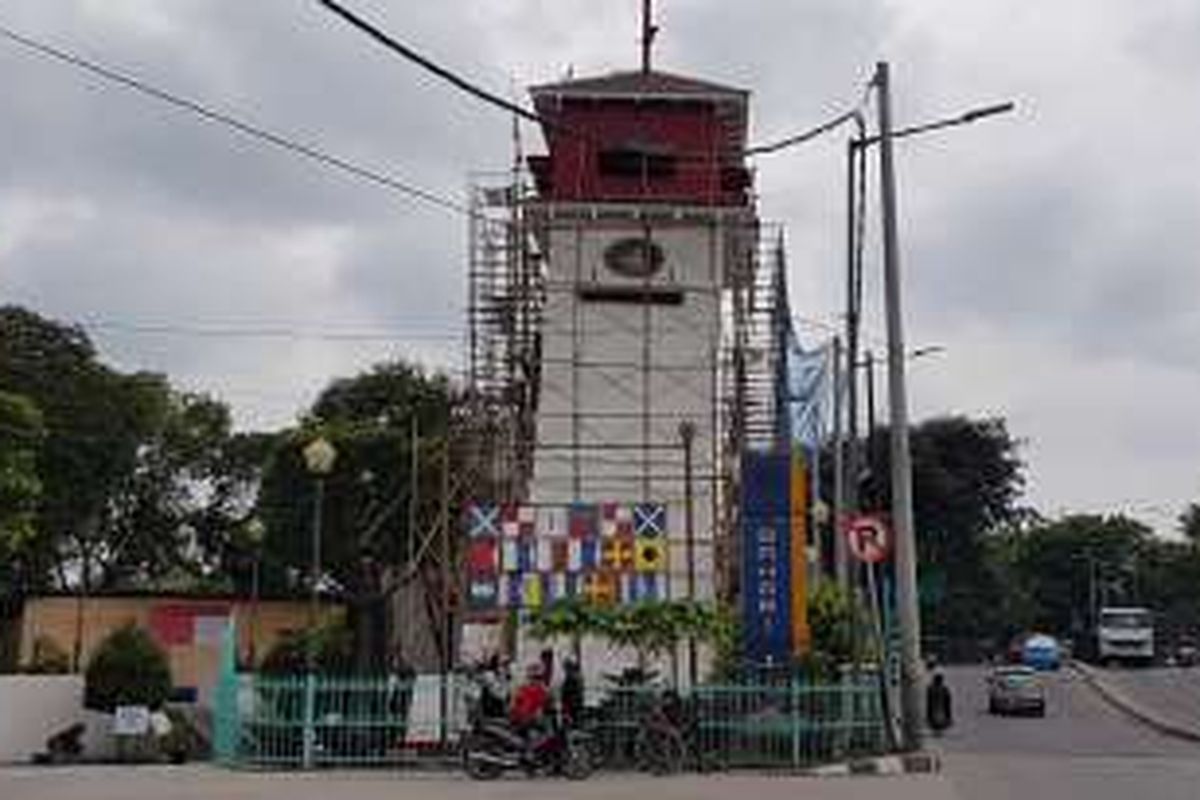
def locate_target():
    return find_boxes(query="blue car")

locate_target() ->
[1021,634,1061,671]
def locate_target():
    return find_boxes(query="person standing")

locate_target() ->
[478,653,509,720]
[926,672,953,735]
[560,659,584,728]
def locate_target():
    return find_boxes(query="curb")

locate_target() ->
[1071,661,1200,744]
[803,751,940,777]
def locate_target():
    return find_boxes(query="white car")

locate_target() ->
[987,665,1046,717]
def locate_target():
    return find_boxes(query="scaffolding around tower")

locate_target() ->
[462,179,786,611]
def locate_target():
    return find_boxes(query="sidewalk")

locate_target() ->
[1071,662,1200,742]
[0,764,955,800]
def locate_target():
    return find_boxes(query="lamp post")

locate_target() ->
[300,435,337,769]
[847,63,1013,751]
[679,420,698,687]
[244,517,266,668]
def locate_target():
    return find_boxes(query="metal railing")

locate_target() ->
[215,672,886,771]
[216,673,464,768]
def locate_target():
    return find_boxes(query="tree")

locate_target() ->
[1008,513,1151,637]
[0,391,44,585]
[529,599,725,678]
[255,361,454,671]
[0,306,261,595]
[0,306,174,593]
[855,415,1025,646]
[1179,503,1200,545]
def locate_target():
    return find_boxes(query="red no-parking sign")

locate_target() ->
[845,514,891,563]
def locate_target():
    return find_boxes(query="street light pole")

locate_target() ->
[875,61,924,752]
[301,436,337,769]
[309,477,325,655]
[831,337,848,587]
[679,420,698,688]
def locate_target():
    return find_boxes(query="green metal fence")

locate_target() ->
[215,671,886,771]
[215,672,461,768]
[584,679,886,772]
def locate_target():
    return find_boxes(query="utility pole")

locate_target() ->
[831,337,848,587]
[438,435,452,745]
[844,137,862,526]
[876,61,924,752]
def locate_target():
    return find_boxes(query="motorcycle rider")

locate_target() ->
[511,663,551,733]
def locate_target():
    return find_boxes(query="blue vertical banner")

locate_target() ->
[741,452,793,663]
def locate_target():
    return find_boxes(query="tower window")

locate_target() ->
[598,147,677,179]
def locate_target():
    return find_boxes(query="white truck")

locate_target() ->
[1097,606,1154,666]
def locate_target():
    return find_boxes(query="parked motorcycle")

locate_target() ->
[461,713,593,780]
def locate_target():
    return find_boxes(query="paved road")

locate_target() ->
[940,665,1200,800]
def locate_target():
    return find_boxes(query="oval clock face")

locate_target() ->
[603,237,664,279]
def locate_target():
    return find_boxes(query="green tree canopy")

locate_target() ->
[854,415,1025,646]
[0,306,255,595]
[1178,502,1200,545]
[1007,513,1151,636]
[255,360,453,670]
[0,390,44,597]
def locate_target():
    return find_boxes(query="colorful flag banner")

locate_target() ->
[464,501,669,612]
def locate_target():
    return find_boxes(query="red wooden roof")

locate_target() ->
[530,69,747,100]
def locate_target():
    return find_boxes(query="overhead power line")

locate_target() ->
[0,22,472,218]
[317,0,546,127]
[318,0,866,159]
[83,320,466,343]
[746,109,864,157]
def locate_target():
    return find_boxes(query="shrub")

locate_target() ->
[23,635,71,674]
[84,623,172,712]
[259,622,355,675]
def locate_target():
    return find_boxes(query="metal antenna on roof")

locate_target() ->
[640,0,658,74]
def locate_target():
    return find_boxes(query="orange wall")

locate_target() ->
[19,596,341,702]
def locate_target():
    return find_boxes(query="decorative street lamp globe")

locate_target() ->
[303,436,337,475]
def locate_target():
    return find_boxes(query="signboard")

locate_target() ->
[845,514,891,563]
[741,453,792,663]
[112,705,151,737]
[463,501,668,613]
[789,452,811,657]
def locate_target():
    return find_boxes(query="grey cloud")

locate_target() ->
[2,0,1199,528]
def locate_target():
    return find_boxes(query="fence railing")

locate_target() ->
[215,672,886,771]
[215,673,464,768]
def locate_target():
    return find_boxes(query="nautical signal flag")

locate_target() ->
[635,538,667,572]
[465,503,500,539]
[602,536,636,570]
[583,571,618,605]
[569,503,599,538]
[468,577,499,609]
[600,502,635,537]
[467,539,499,574]
[634,504,666,538]
[501,503,536,538]
[536,506,567,537]
[522,573,544,609]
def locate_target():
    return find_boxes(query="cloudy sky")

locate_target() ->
[2,0,1198,532]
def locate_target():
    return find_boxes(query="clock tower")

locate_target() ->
[521,70,759,671]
